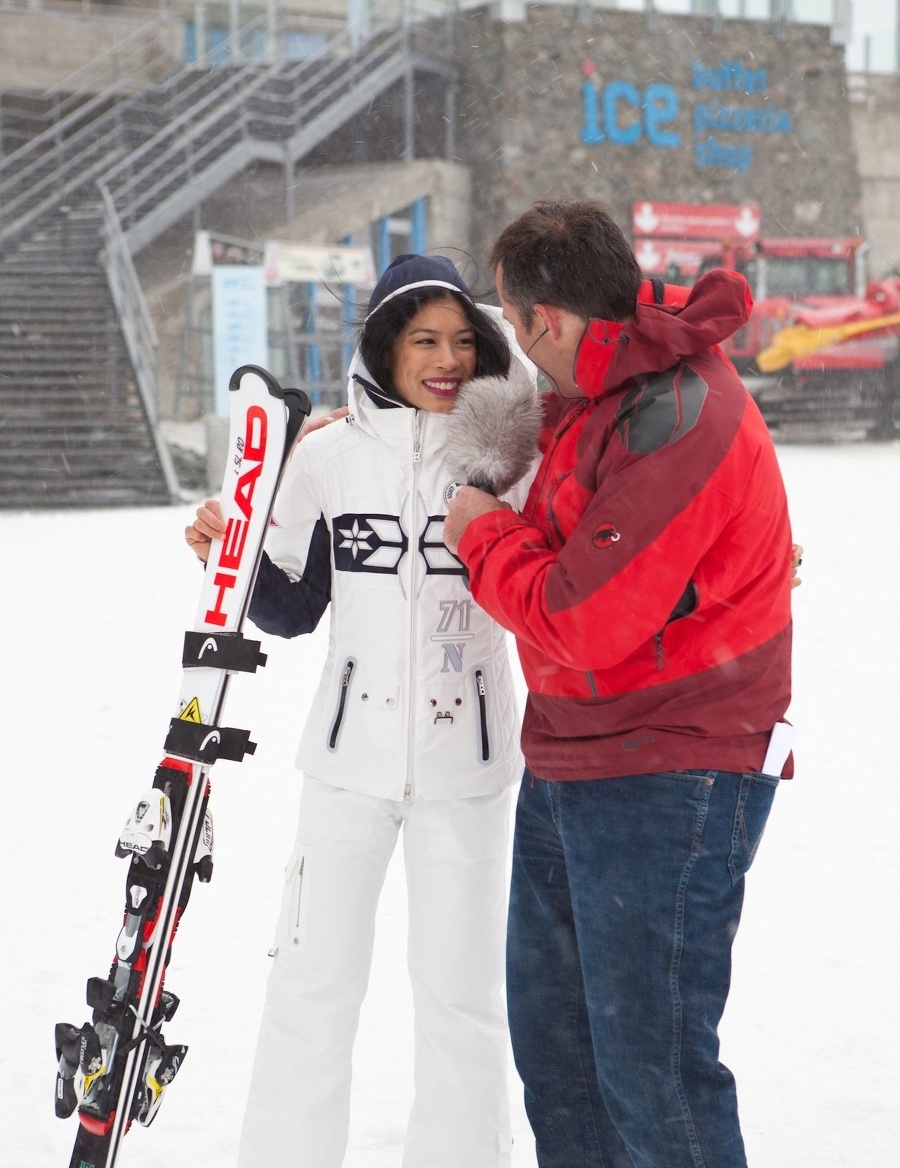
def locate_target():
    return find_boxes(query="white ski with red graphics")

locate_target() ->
[55,366,310,1168]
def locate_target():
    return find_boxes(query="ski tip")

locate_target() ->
[229,365,285,400]
[282,388,313,446]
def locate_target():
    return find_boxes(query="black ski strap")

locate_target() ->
[181,630,267,673]
[164,718,257,763]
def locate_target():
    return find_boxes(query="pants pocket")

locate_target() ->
[728,771,779,885]
[270,847,313,957]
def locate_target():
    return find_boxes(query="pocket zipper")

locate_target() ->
[475,669,490,762]
[328,659,355,750]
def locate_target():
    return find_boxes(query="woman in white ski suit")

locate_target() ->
[188,255,532,1168]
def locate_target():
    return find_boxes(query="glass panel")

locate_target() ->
[764,257,851,297]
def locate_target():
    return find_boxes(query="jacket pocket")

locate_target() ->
[652,580,699,670]
[426,671,493,766]
[473,668,491,763]
[327,657,356,751]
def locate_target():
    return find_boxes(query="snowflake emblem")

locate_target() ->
[338,519,373,559]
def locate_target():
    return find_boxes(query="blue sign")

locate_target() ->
[211,266,268,416]
[581,57,793,175]
[582,78,680,148]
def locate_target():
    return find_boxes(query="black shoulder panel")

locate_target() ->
[616,366,709,455]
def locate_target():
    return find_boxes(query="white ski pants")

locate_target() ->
[237,775,513,1168]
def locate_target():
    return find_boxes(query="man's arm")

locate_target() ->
[448,447,791,673]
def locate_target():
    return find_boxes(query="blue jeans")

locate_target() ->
[507,768,779,1168]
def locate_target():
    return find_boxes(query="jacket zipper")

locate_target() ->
[546,469,573,545]
[328,658,354,749]
[652,585,697,674]
[474,669,490,762]
[405,413,423,801]
[527,400,589,525]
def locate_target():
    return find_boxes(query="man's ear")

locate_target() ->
[533,303,567,340]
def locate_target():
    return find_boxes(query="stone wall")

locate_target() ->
[454,6,863,265]
[0,10,175,92]
[847,72,900,277]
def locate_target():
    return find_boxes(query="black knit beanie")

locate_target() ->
[366,253,472,316]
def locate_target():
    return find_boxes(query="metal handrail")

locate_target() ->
[103,14,455,240]
[100,62,270,209]
[0,24,268,243]
[1,1,453,239]
[0,14,177,172]
[98,180,179,499]
[0,12,265,191]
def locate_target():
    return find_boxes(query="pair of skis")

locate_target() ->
[55,367,310,1168]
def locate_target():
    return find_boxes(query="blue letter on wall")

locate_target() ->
[604,80,641,145]
[581,77,682,149]
[644,83,681,148]
[582,79,604,144]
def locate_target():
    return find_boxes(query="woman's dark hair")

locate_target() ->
[358,286,511,400]
[489,198,642,328]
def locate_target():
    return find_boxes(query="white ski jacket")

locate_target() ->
[249,364,526,802]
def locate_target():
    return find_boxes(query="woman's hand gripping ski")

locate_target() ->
[183,407,350,564]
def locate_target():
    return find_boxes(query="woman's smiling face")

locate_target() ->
[390,296,478,413]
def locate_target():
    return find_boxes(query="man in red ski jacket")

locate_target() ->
[444,199,793,1168]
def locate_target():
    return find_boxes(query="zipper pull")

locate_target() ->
[414,441,421,464]
[403,782,412,802]
[414,415,422,463]
[654,632,664,671]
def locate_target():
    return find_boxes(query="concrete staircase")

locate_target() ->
[0,202,172,507]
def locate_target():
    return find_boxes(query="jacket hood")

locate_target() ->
[345,301,538,420]
[346,353,397,419]
[575,268,753,396]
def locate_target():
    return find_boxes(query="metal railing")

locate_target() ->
[0,13,178,158]
[98,180,180,499]
[103,10,456,248]
[0,18,270,245]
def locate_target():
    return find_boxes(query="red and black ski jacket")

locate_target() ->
[457,268,794,781]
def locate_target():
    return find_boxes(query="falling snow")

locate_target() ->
[3,440,898,1167]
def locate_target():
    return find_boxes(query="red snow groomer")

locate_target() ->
[632,201,900,441]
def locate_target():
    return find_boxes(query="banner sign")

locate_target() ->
[583,57,793,175]
[263,241,377,287]
[193,231,263,276]
[632,201,762,277]
[632,201,760,243]
[211,266,268,416]
[633,238,726,279]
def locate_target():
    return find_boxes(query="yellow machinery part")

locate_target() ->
[756,311,900,372]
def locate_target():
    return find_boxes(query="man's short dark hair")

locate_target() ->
[489,199,643,328]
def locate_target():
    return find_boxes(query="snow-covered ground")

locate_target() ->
[3,440,898,1167]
